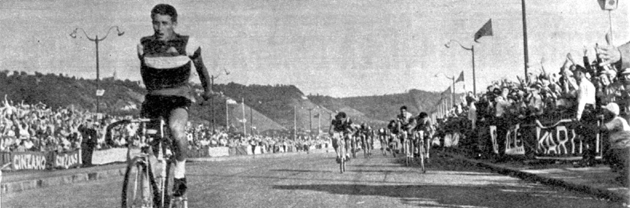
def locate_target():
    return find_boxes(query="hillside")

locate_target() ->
[0,71,287,132]
[309,89,463,123]
[1,70,460,132]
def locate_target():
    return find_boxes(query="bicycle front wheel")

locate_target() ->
[122,158,159,208]
[419,141,426,173]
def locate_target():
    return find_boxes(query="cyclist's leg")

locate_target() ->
[168,107,189,197]
[341,135,352,158]
[332,133,341,162]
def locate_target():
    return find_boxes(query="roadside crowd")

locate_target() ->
[435,48,630,185]
[0,96,327,155]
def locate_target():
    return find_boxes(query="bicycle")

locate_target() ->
[350,135,358,159]
[119,118,187,208]
[401,131,413,166]
[415,131,428,174]
[379,135,387,156]
[332,132,347,173]
[361,134,371,158]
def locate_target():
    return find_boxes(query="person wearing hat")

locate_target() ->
[573,65,598,167]
[579,103,630,185]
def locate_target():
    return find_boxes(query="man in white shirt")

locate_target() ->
[575,68,596,121]
[493,88,511,159]
[573,68,598,167]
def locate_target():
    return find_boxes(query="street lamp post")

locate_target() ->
[70,26,124,113]
[307,108,316,134]
[293,106,297,141]
[445,39,476,94]
[317,107,321,134]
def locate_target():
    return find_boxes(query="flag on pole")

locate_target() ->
[226,99,237,104]
[455,71,464,83]
[441,86,451,96]
[474,19,493,43]
[598,0,618,10]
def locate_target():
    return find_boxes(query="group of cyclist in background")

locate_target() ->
[329,105,435,168]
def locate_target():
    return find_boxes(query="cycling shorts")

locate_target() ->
[331,132,349,149]
[141,95,191,119]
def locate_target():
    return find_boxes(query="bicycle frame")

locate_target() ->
[120,118,184,208]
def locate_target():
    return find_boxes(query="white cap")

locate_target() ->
[604,103,620,116]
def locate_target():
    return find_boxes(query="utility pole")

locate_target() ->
[242,98,246,136]
[522,0,530,80]
[293,106,297,141]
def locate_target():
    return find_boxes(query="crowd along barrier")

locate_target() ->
[488,119,602,160]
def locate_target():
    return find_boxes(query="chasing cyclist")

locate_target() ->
[414,112,435,161]
[137,4,217,198]
[329,112,354,163]
[359,123,373,157]
[377,127,388,155]
[387,119,401,156]
[396,106,417,144]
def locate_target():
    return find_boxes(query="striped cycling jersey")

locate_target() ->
[331,118,353,132]
[138,34,201,100]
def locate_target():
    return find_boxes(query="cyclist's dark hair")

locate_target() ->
[151,4,178,22]
[418,112,428,119]
[335,112,347,119]
[387,120,396,128]
[400,106,407,111]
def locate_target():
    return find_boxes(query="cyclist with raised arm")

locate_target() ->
[137,4,216,198]
[329,112,353,163]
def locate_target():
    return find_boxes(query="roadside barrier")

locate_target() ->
[444,118,603,160]
[0,142,332,172]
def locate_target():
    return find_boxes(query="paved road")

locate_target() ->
[3,151,624,208]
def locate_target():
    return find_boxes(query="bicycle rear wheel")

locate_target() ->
[404,140,410,166]
[339,141,346,174]
[122,158,159,208]
[351,138,357,159]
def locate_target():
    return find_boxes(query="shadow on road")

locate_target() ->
[270,169,336,173]
[272,183,619,208]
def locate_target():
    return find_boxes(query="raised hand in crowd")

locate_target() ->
[598,33,621,67]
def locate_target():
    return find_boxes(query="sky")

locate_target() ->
[1,0,629,97]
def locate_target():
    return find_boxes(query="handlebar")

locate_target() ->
[197,92,225,106]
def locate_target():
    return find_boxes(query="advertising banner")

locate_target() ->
[92,148,140,165]
[534,119,602,160]
[208,147,230,157]
[489,119,602,160]
[53,150,82,169]
[11,151,47,171]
